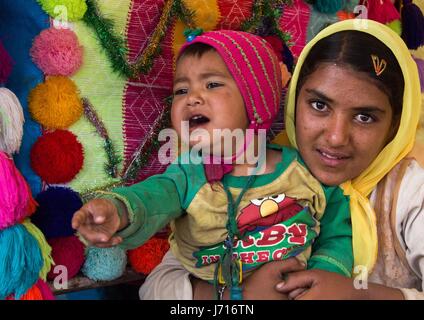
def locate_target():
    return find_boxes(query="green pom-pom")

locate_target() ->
[386,20,402,36]
[314,0,345,14]
[37,0,87,22]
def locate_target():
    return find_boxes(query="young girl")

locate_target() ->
[72,30,352,300]
[158,20,423,300]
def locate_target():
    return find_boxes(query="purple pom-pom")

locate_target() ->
[31,186,82,239]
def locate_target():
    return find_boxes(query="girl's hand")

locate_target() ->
[72,199,124,248]
[276,269,363,300]
[242,257,307,300]
[276,269,406,300]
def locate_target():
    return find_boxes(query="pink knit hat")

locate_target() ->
[179,30,282,131]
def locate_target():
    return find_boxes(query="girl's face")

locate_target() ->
[296,64,396,186]
[171,50,248,153]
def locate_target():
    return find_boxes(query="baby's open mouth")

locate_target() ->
[189,114,210,128]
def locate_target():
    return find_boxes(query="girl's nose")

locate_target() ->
[325,116,350,147]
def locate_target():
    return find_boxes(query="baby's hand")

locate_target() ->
[72,199,123,248]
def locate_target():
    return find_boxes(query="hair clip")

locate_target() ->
[371,54,387,76]
[183,28,203,42]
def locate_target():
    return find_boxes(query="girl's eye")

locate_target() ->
[207,82,223,89]
[174,88,187,95]
[355,113,375,124]
[310,101,328,112]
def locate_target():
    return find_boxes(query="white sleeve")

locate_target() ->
[396,160,424,297]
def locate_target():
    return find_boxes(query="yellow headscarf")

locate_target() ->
[281,20,422,273]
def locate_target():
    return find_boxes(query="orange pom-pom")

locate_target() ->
[128,237,170,275]
[7,282,43,300]
[28,76,83,129]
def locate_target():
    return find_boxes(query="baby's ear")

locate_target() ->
[0,88,24,155]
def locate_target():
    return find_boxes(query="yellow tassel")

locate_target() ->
[22,219,55,281]
[28,76,83,129]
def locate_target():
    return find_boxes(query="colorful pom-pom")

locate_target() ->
[0,152,37,230]
[414,57,424,93]
[35,279,55,300]
[0,88,24,155]
[128,237,170,275]
[47,235,85,281]
[82,246,127,281]
[28,76,83,129]
[30,130,84,184]
[314,0,345,14]
[31,186,82,239]
[31,27,83,76]
[0,40,13,84]
[0,224,43,300]
[401,0,424,50]
[37,0,88,22]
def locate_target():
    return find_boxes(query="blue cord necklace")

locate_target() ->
[214,174,256,300]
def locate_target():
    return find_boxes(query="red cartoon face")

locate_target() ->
[237,194,303,235]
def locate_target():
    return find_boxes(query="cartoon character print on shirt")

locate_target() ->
[193,193,318,271]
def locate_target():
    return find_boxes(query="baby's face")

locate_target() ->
[171,50,248,156]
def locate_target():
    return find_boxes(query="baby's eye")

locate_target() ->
[311,101,328,111]
[355,113,375,124]
[173,88,188,95]
[207,82,223,89]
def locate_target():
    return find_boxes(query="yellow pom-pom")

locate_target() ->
[29,76,83,129]
[37,0,87,22]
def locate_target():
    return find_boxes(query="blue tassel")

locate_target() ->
[0,224,43,299]
[314,0,345,14]
[401,0,424,50]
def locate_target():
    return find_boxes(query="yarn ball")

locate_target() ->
[0,88,24,155]
[414,57,424,93]
[82,246,127,281]
[30,27,83,76]
[37,0,87,22]
[31,187,82,239]
[128,237,170,275]
[314,0,345,14]
[28,76,83,129]
[0,152,37,230]
[30,130,84,184]
[0,40,13,84]
[47,235,85,281]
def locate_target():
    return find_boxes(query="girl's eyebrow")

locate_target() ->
[304,88,334,103]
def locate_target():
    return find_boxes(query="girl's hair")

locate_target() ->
[177,42,215,62]
[296,31,404,124]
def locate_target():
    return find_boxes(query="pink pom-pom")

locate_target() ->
[47,235,85,281]
[0,41,13,84]
[30,27,83,76]
[0,151,37,230]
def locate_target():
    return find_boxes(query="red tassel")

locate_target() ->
[361,0,401,24]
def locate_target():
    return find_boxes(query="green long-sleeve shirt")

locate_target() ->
[101,145,353,280]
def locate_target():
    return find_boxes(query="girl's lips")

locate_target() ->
[316,148,351,167]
